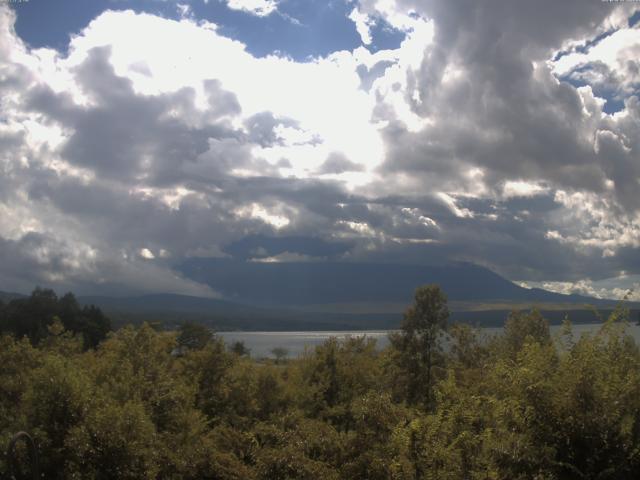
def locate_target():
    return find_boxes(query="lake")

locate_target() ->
[219,323,640,358]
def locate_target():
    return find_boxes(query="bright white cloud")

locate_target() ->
[234,203,291,229]
[438,193,474,219]
[251,252,318,263]
[139,248,155,259]
[551,26,640,101]
[59,10,387,181]
[226,0,278,17]
[502,180,549,199]
[356,0,427,33]
[521,276,640,302]
[546,190,640,256]
[349,8,373,45]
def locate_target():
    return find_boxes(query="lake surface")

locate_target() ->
[219,323,640,358]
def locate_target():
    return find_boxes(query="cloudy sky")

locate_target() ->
[1,0,639,300]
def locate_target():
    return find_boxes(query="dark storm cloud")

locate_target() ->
[26,47,244,185]
[375,0,638,203]
[347,193,622,283]
[380,44,600,189]
[0,232,73,291]
[223,234,353,260]
[25,171,257,263]
[355,0,640,283]
[0,230,217,297]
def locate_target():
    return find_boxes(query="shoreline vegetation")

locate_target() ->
[2,285,640,479]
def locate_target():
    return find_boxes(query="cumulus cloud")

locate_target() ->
[0,1,639,299]
[552,27,640,106]
[225,0,278,17]
[349,8,374,45]
[358,1,640,277]
[521,276,640,302]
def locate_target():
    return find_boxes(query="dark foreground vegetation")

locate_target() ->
[1,286,640,479]
[0,288,111,348]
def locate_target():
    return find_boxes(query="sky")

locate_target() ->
[1,0,640,300]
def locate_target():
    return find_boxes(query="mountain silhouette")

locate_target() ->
[178,259,597,306]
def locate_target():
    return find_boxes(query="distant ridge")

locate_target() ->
[75,293,636,331]
[2,260,636,331]
[78,293,258,315]
[0,291,26,303]
[178,259,605,307]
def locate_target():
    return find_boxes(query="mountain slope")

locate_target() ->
[78,293,402,330]
[79,293,259,315]
[0,291,26,303]
[178,259,600,306]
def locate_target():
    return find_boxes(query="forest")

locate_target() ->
[1,285,640,479]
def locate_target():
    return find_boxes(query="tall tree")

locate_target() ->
[389,284,449,408]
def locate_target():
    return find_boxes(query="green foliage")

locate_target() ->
[271,347,289,363]
[25,355,94,478]
[0,335,43,475]
[341,392,411,479]
[0,288,111,348]
[389,284,449,408]
[499,308,552,357]
[65,399,159,479]
[183,335,235,421]
[230,340,251,357]
[2,286,640,479]
[177,321,213,351]
[297,336,383,428]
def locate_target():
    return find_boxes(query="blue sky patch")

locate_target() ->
[12,0,406,61]
[559,71,626,115]
[207,0,362,60]
[366,13,406,53]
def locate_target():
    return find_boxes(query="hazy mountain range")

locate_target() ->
[3,261,637,330]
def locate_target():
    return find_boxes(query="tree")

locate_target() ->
[79,304,112,348]
[0,289,111,348]
[65,399,159,479]
[59,293,111,348]
[389,284,449,408]
[230,340,250,357]
[177,322,213,351]
[3,288,58,344]
[271,347,289,364]
[499,309,551,358]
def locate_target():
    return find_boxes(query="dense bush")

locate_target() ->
[1,285,639,479]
